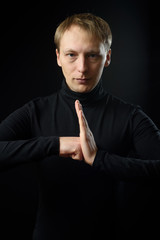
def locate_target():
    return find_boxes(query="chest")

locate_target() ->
[50,100,132,156]
[32,96,132,156]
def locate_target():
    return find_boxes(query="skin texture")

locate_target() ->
[59,100,97,165]
[75,100,98,165]
[58,25,111,165]
[56,25,111,93]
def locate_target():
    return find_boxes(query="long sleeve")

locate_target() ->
[93,108,160,179]
[93,150,160,179]
[0,102,59,170]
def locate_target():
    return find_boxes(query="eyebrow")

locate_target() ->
[63,49,100,54]
[63,49,76,53]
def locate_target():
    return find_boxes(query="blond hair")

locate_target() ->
[54,13,112,51]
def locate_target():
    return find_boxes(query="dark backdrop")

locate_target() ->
[0,1,159,239]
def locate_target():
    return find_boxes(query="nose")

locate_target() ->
[77,55,88,73]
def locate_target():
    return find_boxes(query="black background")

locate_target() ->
[0,1,160,239]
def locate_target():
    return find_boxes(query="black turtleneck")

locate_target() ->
[0,80,160,239]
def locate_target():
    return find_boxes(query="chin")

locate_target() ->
[75,85,92,93]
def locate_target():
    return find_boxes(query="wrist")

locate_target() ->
[87,148,98,166]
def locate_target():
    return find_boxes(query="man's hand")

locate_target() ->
[59,137,83,160]
[59,100,97,165]
[75,100,97,166]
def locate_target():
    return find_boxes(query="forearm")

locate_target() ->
[93,149,160,179]
[0,136,59,170]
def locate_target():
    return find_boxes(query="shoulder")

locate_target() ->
[27,92,58,106]
[1,92,59,125]
[106,93,159,131]
[24,92,59,112]
[104,92,140,115]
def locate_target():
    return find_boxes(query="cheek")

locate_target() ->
[68,63,77,72]
[93,62,104,75]
[61,63,75,77]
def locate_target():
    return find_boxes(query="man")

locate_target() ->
[0,13,160,240]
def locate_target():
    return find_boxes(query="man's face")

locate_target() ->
[56,25,111,93]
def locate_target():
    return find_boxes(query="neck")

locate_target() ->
[60,79,106,106]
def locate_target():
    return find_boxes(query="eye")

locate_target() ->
[87,53,100,62]
[88,53,97,58]
[67,53,75,57]
[66,53,78,61]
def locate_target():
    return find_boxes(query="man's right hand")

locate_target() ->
[59,137,83,160]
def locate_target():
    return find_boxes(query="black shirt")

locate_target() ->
[0,80,160,239]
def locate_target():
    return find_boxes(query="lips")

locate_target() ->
[75,78,89,84]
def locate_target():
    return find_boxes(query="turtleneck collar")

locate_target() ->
[60,79,106,106]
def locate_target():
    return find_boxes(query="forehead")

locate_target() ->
[59,25,104,51]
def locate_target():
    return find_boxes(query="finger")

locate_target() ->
[78,110,85,133]
[75,100,86,126]
[75,100,82,118]
[81,110,89,129]
[75,100,85,129]
[75,100,79,117]
[75,100,91,139]
[71,150,84,161]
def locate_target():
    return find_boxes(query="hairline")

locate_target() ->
[54,13,112,52]
[56,24,109,52]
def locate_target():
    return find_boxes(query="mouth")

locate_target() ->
[74,78,90,84]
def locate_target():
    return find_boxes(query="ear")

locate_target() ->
[56,49,62,67]
[104,49,111,67]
